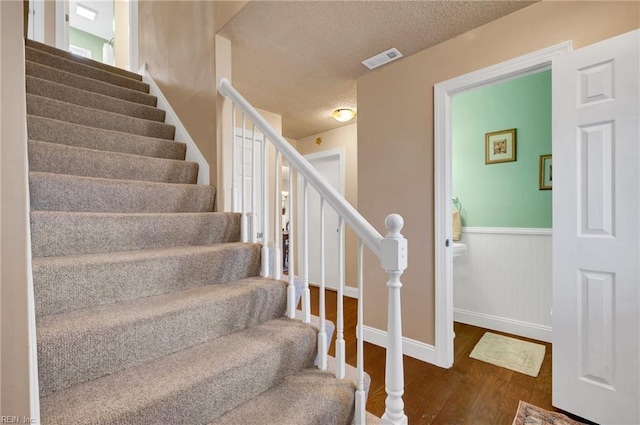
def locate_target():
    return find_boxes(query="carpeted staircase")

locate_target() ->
[25,39,378,424]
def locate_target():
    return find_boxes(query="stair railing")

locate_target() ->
[219,78,408,425]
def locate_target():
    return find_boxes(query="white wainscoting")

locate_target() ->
[453,227,552,342]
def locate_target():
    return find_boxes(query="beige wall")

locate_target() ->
[114,0,130,70]
[1,0,37,416]
[358,1,640,346]
[138,1,218,185]
[297,124,358,289]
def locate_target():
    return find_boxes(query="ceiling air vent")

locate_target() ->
[362,48,403,70]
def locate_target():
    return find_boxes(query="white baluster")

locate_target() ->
[260,137,269,278]
[302,179,310,324]
[273,150,282,280]
[286,168,296,319]
[317,197,327,371]
[231,103,238,213]
[355,238,365,424]
[381,214,408,425]
[241,114,248,242]
[335,216,345,380]
[250,123,257,243]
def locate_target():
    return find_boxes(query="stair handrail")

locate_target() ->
[218,78,383,257]
[219,78,408,425]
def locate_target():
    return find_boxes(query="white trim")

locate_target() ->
[28,0,45,42]
[433,41,572,369]
[454,308,552,343]
[128,0,139,72]
[462,227,552,236]
[140,64,210,185]
[307,281,359,299]
[363,326,435,364]
[54,0,69,50]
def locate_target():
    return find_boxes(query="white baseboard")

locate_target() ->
[140,64,210,185]
[454,308,552,343]
[363,325,436,364]
[307,281,359,299]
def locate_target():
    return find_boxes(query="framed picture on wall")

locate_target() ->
[485,128,516,164]
[539,154,552,190]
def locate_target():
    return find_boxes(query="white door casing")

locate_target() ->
[299,149,345,291]
[552,29,639,425]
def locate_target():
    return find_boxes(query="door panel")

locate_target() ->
[552,30,639,424]
[299,154,343,290]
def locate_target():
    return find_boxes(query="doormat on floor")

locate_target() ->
[512,401,588,425]
[469,332,545,377]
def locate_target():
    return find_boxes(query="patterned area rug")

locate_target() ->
[470,332,545,377]
[512,401,588,425]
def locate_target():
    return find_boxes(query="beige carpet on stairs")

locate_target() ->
[25,38,376,424]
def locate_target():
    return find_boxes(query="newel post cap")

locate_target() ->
[381,214,407,271]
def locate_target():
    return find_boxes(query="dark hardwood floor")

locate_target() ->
[308,286,555,425]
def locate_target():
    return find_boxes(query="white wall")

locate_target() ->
[453,227,552,342]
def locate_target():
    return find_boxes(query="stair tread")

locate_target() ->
[26,61,157,106]
[27,94,175,140]
[39,317,317,425]
[26,39,143,81]
[28,140,198,184]
[26,75,165,122]
[30,211,240,257]
[32,242,262,316]
[27,116,186,160]
[38,277,287,396]
[32,241,257,265]
[29,172,215,213]
[25,46,148,92]
[210,367,355,425]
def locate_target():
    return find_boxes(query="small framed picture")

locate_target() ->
[539,154,552,190]
[485,128,516,164]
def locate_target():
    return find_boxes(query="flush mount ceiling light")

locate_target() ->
[331,108,356,122]
[76,4,98,21]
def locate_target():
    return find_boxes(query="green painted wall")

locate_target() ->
[452,70,551,228]
[69,27,109,63]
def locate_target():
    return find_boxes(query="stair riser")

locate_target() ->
[26,61,157,106]
[39,320,318,425]
[33,244,262,316]
[26,39,143,81]
[31,212,240,257]
[29,173,214,213]
[27,76,165,122]
[27,95,176,140]
[38,280,287,396]
[28,141,198,185]
[27,116,186,160]
[26,47,148,92]
[210,368,357,425]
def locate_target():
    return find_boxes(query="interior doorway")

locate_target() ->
[54,0,138,71]
[432,41,572,369]
[298,148,345,292]
[449,70,553,345]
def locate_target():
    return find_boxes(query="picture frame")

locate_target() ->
[539,154,552,190]
[485,128,516,164]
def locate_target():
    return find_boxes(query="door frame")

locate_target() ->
[55,0,139,71]
[299,148,355,298]
[432,41,572,368]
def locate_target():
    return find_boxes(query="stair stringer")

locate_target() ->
[139,63,210,186]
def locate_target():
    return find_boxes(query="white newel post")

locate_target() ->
[381,214,408,425]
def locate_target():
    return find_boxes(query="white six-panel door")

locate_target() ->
[552,29,639,424]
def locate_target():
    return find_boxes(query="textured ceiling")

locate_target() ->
[219,1,537,140]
